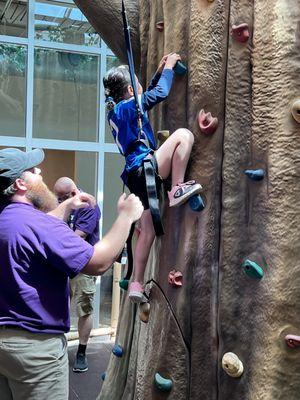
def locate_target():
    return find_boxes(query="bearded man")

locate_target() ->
[0,148,143,400]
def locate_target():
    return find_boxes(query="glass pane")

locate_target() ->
[35,1,100,47]
[0,0,27,37]
[105,55,121,143]
[0,44,26,137]
[99,152,124,327]
[33,48,99,141]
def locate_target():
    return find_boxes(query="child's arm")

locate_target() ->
[146,54,169,91]
[142,53,181,112]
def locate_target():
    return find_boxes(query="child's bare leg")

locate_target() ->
[155,128,202,206]
[132,209,155,283]
[155,128,194,186]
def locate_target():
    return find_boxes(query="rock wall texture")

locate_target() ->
[74,0,300,399]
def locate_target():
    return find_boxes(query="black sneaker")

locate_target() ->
[73,353,88,373]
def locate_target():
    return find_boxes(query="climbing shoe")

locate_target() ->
[129,281,145,303]
[73,353,88,373]
[168,180,202,207]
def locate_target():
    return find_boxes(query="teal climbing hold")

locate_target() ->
[101,372,106,381]
[242,260,264,280]
[119,279,129,290]
[244,169,265,181]
[112,344,123,357]
[174,61,187,76]
[154,373,173,392]
[189,194,205,212]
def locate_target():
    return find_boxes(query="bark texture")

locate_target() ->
[74,0,300,399]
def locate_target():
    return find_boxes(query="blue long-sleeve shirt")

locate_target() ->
[107,68,174,183]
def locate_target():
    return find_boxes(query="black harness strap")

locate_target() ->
[123,224,135,281]
[143,155,164,237]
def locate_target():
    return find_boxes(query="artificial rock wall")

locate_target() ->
[74,0,300,399]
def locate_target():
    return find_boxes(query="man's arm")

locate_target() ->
[48,193,96,221]
[81,193,143,276]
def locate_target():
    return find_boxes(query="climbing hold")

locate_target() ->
[198,109,218,135]
[285,334,300,349]
[119,279,129,290]
[101,372,106,381]
[168,270,183,287]
[156,21,164,32]
[242,259,264,280]
[154,373,173,392]
[174,61,187,76]
[139,302,150,323]
[157,130,170,143]
[231,23,250,43]
[112,344,123,358]
[291,99,300,123]
[244,169,265,181]
[222,353,244,378]
[189,194,205,212]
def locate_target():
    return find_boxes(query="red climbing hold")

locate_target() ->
[168,270,183,287]
[285,334,300,349]
[156,21,164,32]
[198,109,218,135]
[231,23,250,43]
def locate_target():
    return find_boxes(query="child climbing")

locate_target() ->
[103,53,202,302]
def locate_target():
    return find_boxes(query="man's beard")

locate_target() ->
[26,180,58,212]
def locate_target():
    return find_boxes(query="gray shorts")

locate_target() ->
[70,273,97,318]
[0,327,68,400]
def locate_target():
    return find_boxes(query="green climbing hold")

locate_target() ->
[174,61,187,76]
[154,373,173,392]
[119,279,129,290]
[242,259,264,280]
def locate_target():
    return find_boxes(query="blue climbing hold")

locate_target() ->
[101,372,106,381]
[242,259,264,280]
[154,373,173,392]
[112,344,123,358]
[174,61,187,76]
[244,169,265,181]
[119,279,129,290]
[188,194,205,212]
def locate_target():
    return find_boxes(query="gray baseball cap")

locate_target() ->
[0,148,45,189]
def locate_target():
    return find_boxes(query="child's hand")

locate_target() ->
[156,54,170,74]
[164,53,181,69]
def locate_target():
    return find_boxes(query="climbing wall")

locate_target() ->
[73,0,300,399]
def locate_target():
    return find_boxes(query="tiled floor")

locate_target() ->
[68,336,113,400]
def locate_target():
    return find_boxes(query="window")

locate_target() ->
[33,48,99,141]
[0,44,26,136]
[35,0,100,46]
[0,0,28,37]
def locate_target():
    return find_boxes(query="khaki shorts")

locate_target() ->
[0,327,68,400]
[70,273,97,318]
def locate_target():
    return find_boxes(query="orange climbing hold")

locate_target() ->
[231,23,250,43]
[156,21,164,32]
[285,334,300,349]
[198,109,218,135]
[168,270,183,287]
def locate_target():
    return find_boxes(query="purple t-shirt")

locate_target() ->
[0,202,94,333]
[68,205,101,246]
